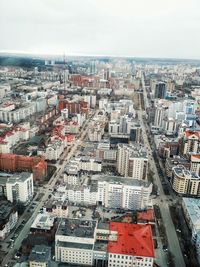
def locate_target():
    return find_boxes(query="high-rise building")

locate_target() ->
[171,166,200,196]
[154,82,166,99]
[180,130,200,155]
[117,144,148,180]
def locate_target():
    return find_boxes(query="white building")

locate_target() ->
[38,139,66,161]
[61,108,68,120]
[55,219,97,266]
[0,126,29,153]
[45,200,68,218]
[96,176,152,210]
[0,102,36,123]
[0,172,34,204]
[191,154,200,176]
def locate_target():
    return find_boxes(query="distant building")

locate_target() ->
[154,82,166,99]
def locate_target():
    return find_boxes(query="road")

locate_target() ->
[1,110,97,267]
[139,75,185,267]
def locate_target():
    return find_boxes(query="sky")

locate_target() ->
[0,0,200,59]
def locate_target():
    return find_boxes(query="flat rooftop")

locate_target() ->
[29,245,51,262]
[57,219,97,238]
[57,241,93,250]
[94,240,108,252]
[182,198,200,228]
[92,175,151,188]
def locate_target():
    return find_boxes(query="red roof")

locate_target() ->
[108,222,154,258]
[137,209,155,222]
[185,130,200,139]
[191,154,200,160]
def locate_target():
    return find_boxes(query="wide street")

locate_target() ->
[1,110,96,267]
[139,76,186,267]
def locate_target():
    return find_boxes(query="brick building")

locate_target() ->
[0,153,47,181]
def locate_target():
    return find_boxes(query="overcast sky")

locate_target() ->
[0,0,200,59]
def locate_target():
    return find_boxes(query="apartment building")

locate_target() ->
[0,126,29,153]
[190,154,200,176]
[0,200,18,240]
[171,166,200,196]
[182,198,200,265]
[96,176,152,210]
[0,172,34,204]
[0,102,36,123]
[180,130,200,155]
[117,143,148,180]
[38,139,66,161]
[95,142,117,161]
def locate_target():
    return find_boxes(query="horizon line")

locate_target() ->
[0,50,200,62]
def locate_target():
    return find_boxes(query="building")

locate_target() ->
[55,219,97,266]
[30,214,57,243]
[0,126,29,153]
[58,99,88,114]
[182,198,200,265]
[190,154,200,176]
[165,118,177,136]
[0,102,36,123]
[38,139,66,161]
[0,172,33,204]
[0,200,18,240]
[154,82,166,99]
[165,156,190,178]
[55,220,155,267]
[84,95,96,108]
[96,176,152,210]
[180,130,200,155]
[95,142,117,161]
[0,153,47,182]
[76,157,102,173]
[117,143,148,180]
[64,163,80,185]
[45,200,68,218]
[171,166,200,196]
[108,222,155,267]
[29,245,51,267]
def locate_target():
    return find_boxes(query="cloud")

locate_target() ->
[0,0,200,59]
